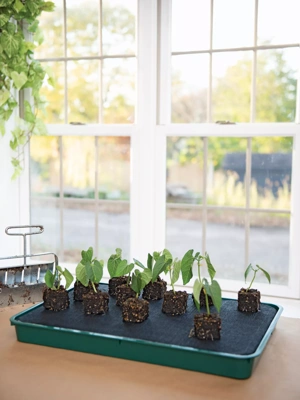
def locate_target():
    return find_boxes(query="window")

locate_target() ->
[28,0,300,299]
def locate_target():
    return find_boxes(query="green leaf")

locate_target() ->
[153,251,161,261]
[147,253,153,270]
[0,89,10,107]
[45,269,55,289]
[244,263,253,282]
[171,259,181,286]
[152,254,166,282]
[81,247,93,263]
[162,248,172,261]
[62,268,74,290]
[140,268,152,289]
[0,120,5,136]
[85,261,93,282]
[6,22,16,35]
[10,137,18,150]
[115,259,128,277]
[13,0,24,12]
[33,118,48,136]
[75,262,89,287]
[131,270,141,295]
[115,248,122,257]
[0,13,9,27]
[181,249,194,285]
[193,279,202,311]
[205,253,216,281]
[107,253,121,277]
[28,20,39,33]
[256,265,271,284]
[41,1,56,12]
[133,258,145,269]
[0,31,19,57]
[11,71,27,90]
[209,280,222,313]
[91,259,103,283]
[24,101,35,123]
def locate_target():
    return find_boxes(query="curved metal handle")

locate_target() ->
[5,225,44,268]
[5,225,44,237]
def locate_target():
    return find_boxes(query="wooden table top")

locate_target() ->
[1,304,299,400]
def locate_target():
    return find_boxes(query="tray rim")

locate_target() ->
[10,294,283,361]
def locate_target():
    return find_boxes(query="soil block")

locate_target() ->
[115,284,136,306]
[82,290,109,315]
[238,288,261,313]
[162,290,188,316]
[73,281,99,302]
[193,313,221,341]
[122,297,149,323]
[142,277,167,301]
[42,286,70,312]
[108,276,129,296]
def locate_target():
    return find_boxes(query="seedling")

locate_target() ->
[76,247,104,293]
[133,249,172,283]
[181,249,222,315]
[130,268,152,298]
[161,250,183,294]
[45,265,73,291]
[244,264,271,291]
[107,248,134,284]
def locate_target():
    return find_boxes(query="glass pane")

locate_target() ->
[249,212,290,285]
[30,136,60,197]
[206,209,245,281]
[102,0,136,55]
[213,0,254,49]
[172,0,210,52]
[63,200,96,263]
[172,54,209,123]
[34,0,64,58]
[251,137,292,209]
[167,137,203,204]
[166,206,203,259]
[66,0,99,57]
[30,198,61,257]
[258,0,300,46]
[102,58,136,123]
[39,62,64,123]
[256,48,299,122]
[212,52,252,122]
[62,137,95,198]
[98,137,130,200]
[68,60,99,124]
[207,137,247,207]
[98,202,130,262]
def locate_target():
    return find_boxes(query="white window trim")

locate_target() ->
[2,0,299,301]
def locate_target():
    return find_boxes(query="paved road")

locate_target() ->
[31,206,289,285]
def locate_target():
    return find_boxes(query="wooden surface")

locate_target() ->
[1,304,300,400]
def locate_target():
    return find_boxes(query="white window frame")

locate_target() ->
[3,0,299,300]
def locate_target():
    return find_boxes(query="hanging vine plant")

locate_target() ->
[0,0,55,179]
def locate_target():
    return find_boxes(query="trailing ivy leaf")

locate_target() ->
[0,13,9,27]
[209,280,222,313]
[10,137,18,150]
[28,20,39,33]
[0,89,10,107]
[0,0,14,6]
[11,71,27,89]
[147,253,153,270]
[33,118,47,136]
[0,120,5,136]
[152,254,166,282]
[41,1,55,12]
[171,259,181,286]
[6,22,16,34]
[193,279,202,312]
[13,0,24,13]
[63,268,74,290]
[181,249,194,285]
[244,263,253,282]
[1,31,19,57]
[205,253,216,281]
[45,269,55,289]
[256,265,271,284]
[76,262,89,287]
[24,100,35,123]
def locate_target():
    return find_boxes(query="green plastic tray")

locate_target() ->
[10,290,282,380]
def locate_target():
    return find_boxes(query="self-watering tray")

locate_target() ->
[10,284,282,379]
